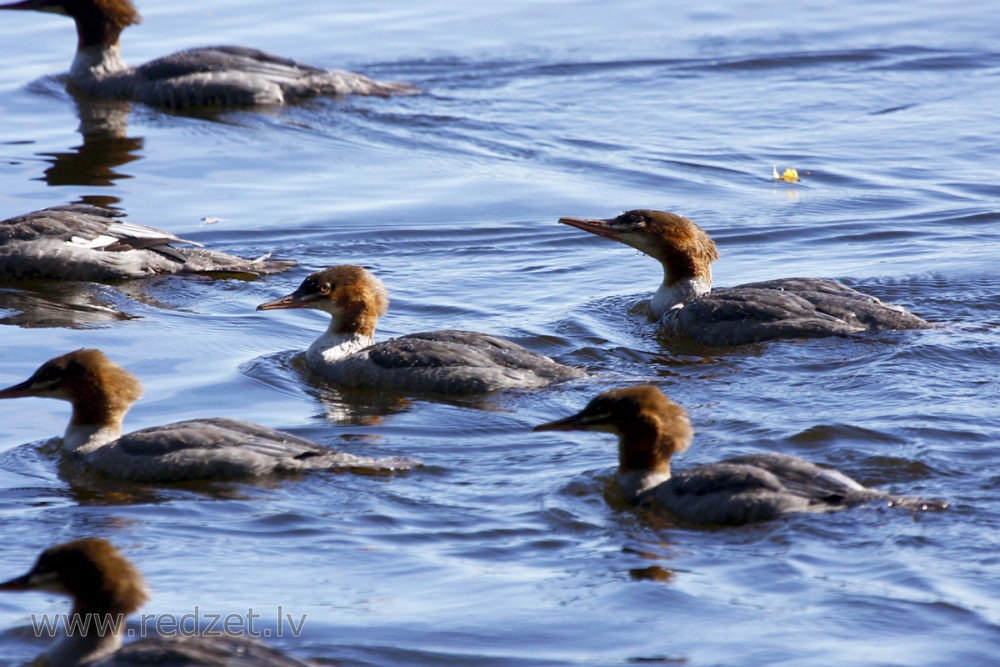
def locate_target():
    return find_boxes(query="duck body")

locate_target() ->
[79,44,413,108]
[0,0,414,109]
[258,266,584,394]
[0,349,415,483]
[307,329,581,394]
[0,204,295,280]
[634,452,900,526]
[72,416,390,483]
[559,210,931,346]
[91,634,313,667]
[0,538,312,667]
[535,386,945,526]
[668,277,931,346]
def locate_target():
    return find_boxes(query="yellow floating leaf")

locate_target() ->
[772,165,800,183]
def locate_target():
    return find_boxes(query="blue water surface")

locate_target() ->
[0,1,998,665]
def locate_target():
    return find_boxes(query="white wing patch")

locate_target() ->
[110,221,203,246]
[65,223,202,251]
[67,234,119,249]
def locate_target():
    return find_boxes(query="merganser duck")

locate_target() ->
[534,385,946,526]
[559,210,932,346]
[256,265,584,394]
[0,204,295,280]
[0,349,415,483]
[0,0,414,109]
[0,538,312,666]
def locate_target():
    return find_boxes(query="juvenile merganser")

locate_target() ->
[559,210,932,346]
[0,0,414,109]
[534,385,946,526]
[0,538,312,666]
[0,204,295,280]
[0,349,416,483]
[257,265,585,394]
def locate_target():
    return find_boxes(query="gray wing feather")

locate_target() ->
[668,462,786,498]
[136,47,324,81]
[133,47,414,108]
[113,418,326,458]
[369,330,572,372]
[721,453,867,499]
[83,418,415,483]
[669,278,930,345]
[2,204,122,244]
[649,453,894,525]
[1,204,195,250]
[1,205,295,279]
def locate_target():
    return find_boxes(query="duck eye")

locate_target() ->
[319,283,331,294]
[33,366,63,387]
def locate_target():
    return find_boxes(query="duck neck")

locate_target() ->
[650,262,712,319]
[47,599,125,666]
[70,43,131,92]
[63,401,127,453]
[62,1,139,93]
[63,423,122,453]
[614,420,677,501]
[617,469,672,502]
[307,322,375,367]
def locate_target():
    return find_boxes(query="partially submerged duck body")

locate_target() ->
[0,204,294,280]
[0,0,415,109]
[668,277,930,347]
[257,265,584,394]
[308,328,582,394]
[79,44,414,109]
[535,385,945,526]
[0,349,415,483]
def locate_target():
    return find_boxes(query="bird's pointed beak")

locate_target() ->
[558,216,622,239]
[0,572,33,591]
[0,0,49,11]
[0,378,38,400]
[0,0,71,16]
[533,413,583,432]
[256,291,313,311]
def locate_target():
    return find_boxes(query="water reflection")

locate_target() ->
[299,363,514,417]
[242,351,509,422]
[242,352,412,425]
[0,281,135,328]
[56,462,273,506]
[38,91,142,191]
[0,271,243,329]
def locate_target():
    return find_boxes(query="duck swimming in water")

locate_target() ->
[0,538,312,666]
[257,265,584,394]
[0,0,414,109]
[0,349,415,482]
[559,209,931,346]
[534,385,945,526]
[0,204,294,280]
